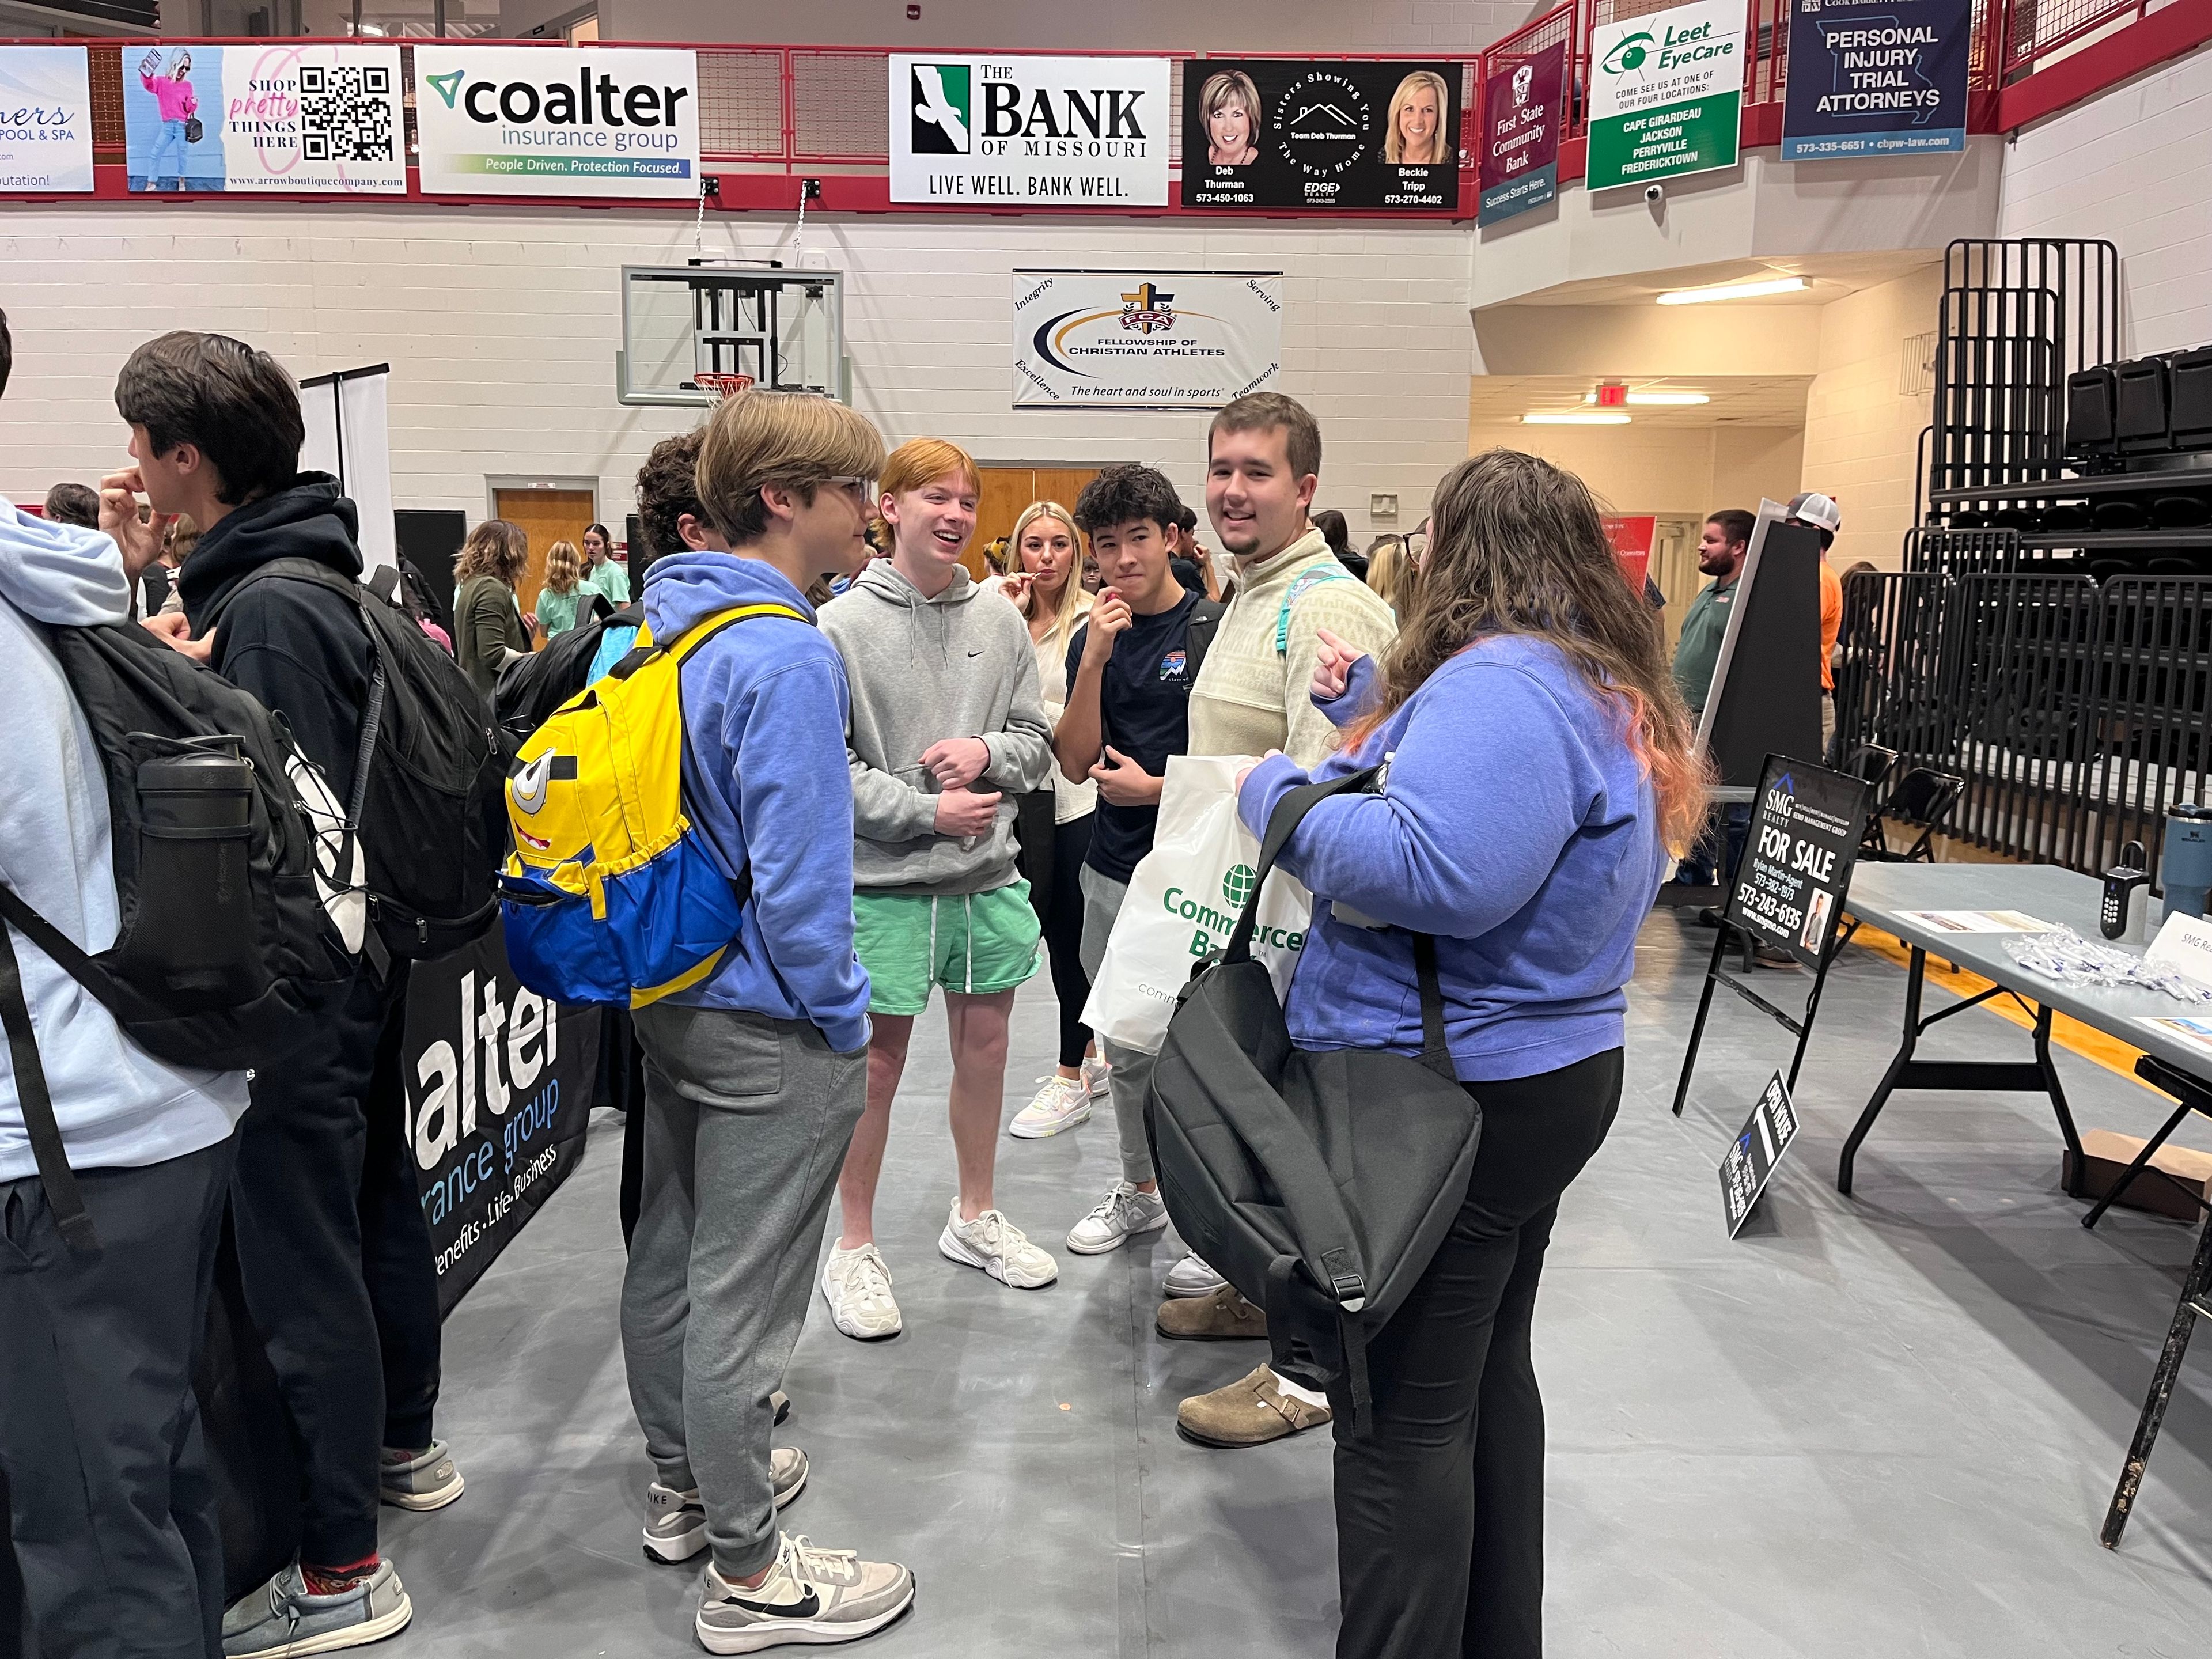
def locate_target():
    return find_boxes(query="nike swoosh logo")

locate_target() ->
[724,1588,823,1619]
[967,649,984,657]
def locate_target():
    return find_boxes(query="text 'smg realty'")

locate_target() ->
[892,55,1171,205]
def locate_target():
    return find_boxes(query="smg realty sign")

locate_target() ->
[892,55,1170,206]
[1587,0,1743,191]
[413,45,699,198]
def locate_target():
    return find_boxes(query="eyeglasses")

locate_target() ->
[1407,530,1430,565]
[824,475,876,502]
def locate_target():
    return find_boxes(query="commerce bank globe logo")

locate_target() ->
[1222,863,1258,908]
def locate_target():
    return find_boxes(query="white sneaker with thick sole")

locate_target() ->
[1163,1251,1226,1298]
[696,1533,915,1653]
[1081,1054,1112,1097]
[820,1243,902,1340]
[1066,1181,1170,1255]
[938,1203,1058,1289]
[1008,1074,1092,1139]
[643,1452,808,1565]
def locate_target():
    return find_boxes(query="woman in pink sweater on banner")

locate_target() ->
[138,49,200,192]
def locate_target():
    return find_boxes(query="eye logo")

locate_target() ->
[426,68,465,108]
[1600,31,1656,75]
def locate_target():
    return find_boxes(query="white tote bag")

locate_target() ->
[1081,755,1314,1055]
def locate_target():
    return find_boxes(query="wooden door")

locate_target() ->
[974,465,1103,581]
[493,487,598,619]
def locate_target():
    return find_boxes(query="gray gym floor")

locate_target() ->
[385,910,2212,1656]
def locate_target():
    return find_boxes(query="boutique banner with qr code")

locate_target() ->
[1181,59,1461,213]
[413,44,700,199]
[1781,0,1969,160]
[123,43,403,195]
[1012,268,1282,409]
[0,46,96,193]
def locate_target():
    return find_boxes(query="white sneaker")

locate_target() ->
[1163,1251,1226,1298]
[938,1203,1059,1289]
[1066,1181,1170,1255]
[642,1452,809,1566]
[696,1533,915,1653]
[820,1243,902,1340]
[1009,1075,1092,1139]
[1081,1054,1112,1098]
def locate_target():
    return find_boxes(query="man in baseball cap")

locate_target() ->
[1786,491,1844,758]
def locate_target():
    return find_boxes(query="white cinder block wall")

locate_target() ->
[0,207,1475,545]
[1998,40,2212,356]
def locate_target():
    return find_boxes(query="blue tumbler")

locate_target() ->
[2162,802,2212,920]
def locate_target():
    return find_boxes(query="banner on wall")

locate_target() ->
[124,43,404,195]
[891,55,1171,206]
[1781,0,1970,160]
[1012,269,1281,409]
[1478,43,1564,225]
[0,46,94,193]
[1587,0,1744,191]
[1181,59,1460,213]
[403,927,601,1316]
[414,45,700,198]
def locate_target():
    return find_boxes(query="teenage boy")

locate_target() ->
[1172,392,1399,1449]
[620,389,914,1653]
[0,309,253,1659]
[1053,464,1221,1256]
[817,439,1058,1339]
[105,331,440,1653]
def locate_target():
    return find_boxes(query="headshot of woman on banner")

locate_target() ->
[1386,69,1450,165]
[1201,70,1263,167]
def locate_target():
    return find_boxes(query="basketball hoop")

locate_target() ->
[692,371,755,402]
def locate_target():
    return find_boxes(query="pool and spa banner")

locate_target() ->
[1587,0,1745,191]
[414,44,700,198]
[891,55,1172,206]
[1781,0,1970,160]
[1181,58,1461,213]
[1012,268,1282,409]
[0,46,94,193]
[124,43,403,194]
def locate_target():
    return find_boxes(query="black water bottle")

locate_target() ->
[135,743,259,996]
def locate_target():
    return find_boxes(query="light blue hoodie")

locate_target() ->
[0,497,251,1181]
[646,551,872,1053]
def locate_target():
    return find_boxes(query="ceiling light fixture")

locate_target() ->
[1657,276,1808,305]
[1522,412,1631,426]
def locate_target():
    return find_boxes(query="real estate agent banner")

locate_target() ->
[414,45,699,198]
[1478,43,1564,225]
[403,927,600,1315]
[1012,268,1282,408]
[893,55,1171,206]
[1588,0,1744,191]
[1183,59,1460,212]
[124,43,404,194]
[1723,756,1873,970]
[0,46,94,193]
[1782,0,1970,160]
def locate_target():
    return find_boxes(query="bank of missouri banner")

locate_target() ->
[1182,58,1460,213]
[1479,43,1564,225]
[403,927,600,1315]
[1588,0,1744,191]
[124,42,403,194]
[0,46,94,194]
[1012,269,1281,409]
[413,44,699,198]
[1782,0,1969,160]
[892,55,1171,206]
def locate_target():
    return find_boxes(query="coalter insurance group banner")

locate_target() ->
[403,927,600,1315]
[414,44,700,198]
[892,55,1171,206]
[123,42,403,194]
[1588,0,1744,191]
[1782,0,1969,160]
[1183,59,1460,212]
[1479,43,1564,225]
[1012,268,1282,409]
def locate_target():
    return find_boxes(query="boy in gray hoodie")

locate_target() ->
[816,439,1056,1339]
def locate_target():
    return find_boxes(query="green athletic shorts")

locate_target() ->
[853,883,1043,1015]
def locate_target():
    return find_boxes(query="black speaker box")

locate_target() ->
[2115,358,2173,454]
[2066,365,2116,459]
[2171,346,2212,449]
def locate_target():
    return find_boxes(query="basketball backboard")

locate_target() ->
[616,264,849,407]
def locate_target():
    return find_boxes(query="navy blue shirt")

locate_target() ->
[1066,589,1202,882]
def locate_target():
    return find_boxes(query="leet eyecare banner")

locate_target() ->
[1588,0,1744,191]
[0,46,94,193]
[414,46,699,198]
[1182,59,1460,213]
[1782,0,1969,160]
[892,55,1170,206]
[1478,43,1563,225]
[403,927,601,1315]
[124,43,403,194]
[1012,269,1282,409]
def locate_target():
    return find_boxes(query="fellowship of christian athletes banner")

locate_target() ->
[1183,59,1460,213]
[1587,0,1744,191]
[403,927,600,1315]
[124,43,403,194]
[414,45,699,198]
[892,55,1171,206]
[1478,43,1564,225]
[1012,268,1282,409]
[1781,0,1970,160]
[0,46,95,193]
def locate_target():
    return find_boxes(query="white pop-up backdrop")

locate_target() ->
[298,363,395,579]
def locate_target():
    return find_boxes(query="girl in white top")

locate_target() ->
[997,501,1112,1134]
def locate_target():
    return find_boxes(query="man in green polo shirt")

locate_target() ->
[1672,508,1752,887]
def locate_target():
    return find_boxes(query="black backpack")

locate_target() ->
[493,601,641,756]
[0,620,358,1249]
[1146,768,1483,1426]
[208,558,505,960]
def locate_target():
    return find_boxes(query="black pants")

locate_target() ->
[358,963,441,1453]
[1041,812,1094,1069]
[1333,1048,1623,1659]
[1,1135,236,1658]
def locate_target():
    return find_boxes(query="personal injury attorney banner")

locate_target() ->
[1782,0,1969,160]
[1012,269,1282,409]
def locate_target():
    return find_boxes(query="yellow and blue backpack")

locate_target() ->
[498,603,802,1008]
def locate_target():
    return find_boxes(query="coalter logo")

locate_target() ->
[1120,282,1175,335]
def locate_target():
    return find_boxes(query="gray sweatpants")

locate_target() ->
[620,1003,866,1580]
[1078,862,1158,1187]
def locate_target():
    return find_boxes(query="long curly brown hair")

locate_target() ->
[1349,449,1709,854]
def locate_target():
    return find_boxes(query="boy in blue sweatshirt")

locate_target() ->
[618,391,915,1655]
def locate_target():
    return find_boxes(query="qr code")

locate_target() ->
[299,64,395,164]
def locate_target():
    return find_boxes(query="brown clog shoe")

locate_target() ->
[1155,1283,1268,1342]
[1176,1365,1332,1448]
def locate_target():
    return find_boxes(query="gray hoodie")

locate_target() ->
[820,558,1055,895]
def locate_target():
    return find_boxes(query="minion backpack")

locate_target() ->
[498,602,802,1007]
